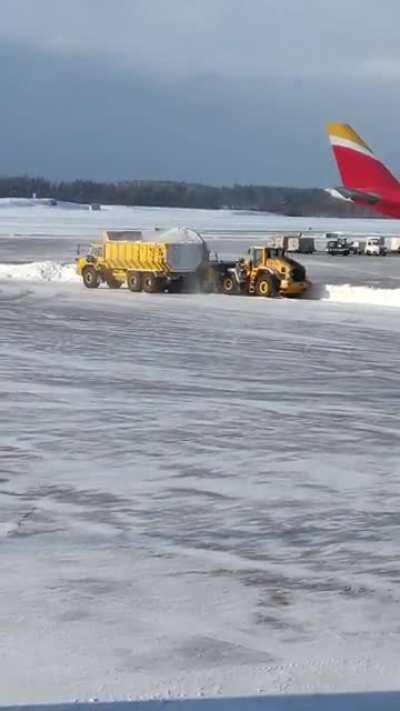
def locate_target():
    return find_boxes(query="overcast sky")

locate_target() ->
[1,0,399,186]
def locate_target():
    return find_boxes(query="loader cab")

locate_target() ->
[248,247,263,267]
[247,246,286,267]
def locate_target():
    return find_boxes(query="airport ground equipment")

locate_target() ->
[327,237,353,256]
[387,236,400,253]
[218,244,310,297]
[365,237,387,256]
[297,236,315,254]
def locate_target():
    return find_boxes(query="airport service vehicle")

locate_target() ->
[326,122,400,218]
[297,236,315,254]
[219,245,310,297]
[365,238,387,256]
[327,237,352,256]
[76,228,211,292]
[387,237,400,254]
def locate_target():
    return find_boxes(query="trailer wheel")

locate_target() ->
[255,272,279,297]
[143,273,161,293]
[127,271,143,292]
[222,275,237,295]
[82,266,100,289]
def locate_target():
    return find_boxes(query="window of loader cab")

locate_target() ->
[252,248,263,266]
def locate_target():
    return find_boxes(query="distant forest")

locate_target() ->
[0,175,375,218]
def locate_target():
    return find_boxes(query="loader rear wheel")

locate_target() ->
[222,275,237,295]
[82,266,100,289]
[127,271,142,292]
[143,273,161,293]
[255,273,279,298]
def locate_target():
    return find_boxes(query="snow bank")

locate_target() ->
[0,261,80,282]
[0,197,90,210]
[310,283,400,308]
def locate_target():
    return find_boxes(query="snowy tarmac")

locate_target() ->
[1,205,400,704]
[3,692,400,711]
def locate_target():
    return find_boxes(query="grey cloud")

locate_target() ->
[2,0,400,80]
[0,1,400,185]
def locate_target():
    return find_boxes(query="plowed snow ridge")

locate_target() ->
[1,261,400,307]
[0,261,80,282]
[309,283,400,307]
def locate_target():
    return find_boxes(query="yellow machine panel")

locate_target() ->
[102,241,170,273]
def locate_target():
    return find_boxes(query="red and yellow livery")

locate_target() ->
[326,122,400,217]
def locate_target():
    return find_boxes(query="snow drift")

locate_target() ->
[0,261,80,282]
[309,282,400,308]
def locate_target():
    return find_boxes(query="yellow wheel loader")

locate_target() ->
[217,246,310,297]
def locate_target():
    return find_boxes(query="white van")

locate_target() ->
[365,238,387,256]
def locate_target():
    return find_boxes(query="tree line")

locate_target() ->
[0,175,375,217]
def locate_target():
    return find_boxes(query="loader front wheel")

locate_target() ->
[127,271,143,292]
[255,273,279,298]
[82,266,100,289]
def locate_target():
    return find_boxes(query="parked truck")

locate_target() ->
[327,236,353,255]
[365,237,387,256]
[76,229,310,298]
[388,236,400,253]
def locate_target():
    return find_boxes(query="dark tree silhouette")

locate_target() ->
[0,176,376,217]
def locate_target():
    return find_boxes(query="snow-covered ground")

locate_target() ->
[1,205,400,706]
[3,693,400,711]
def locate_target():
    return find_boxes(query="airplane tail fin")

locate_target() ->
[326,122,399,193]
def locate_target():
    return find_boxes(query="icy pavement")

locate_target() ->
[1,207,400,704]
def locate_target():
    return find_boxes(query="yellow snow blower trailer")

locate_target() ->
[76,229,211,293]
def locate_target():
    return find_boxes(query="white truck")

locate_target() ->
[365,237,387,256]
[387,237,400,253]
